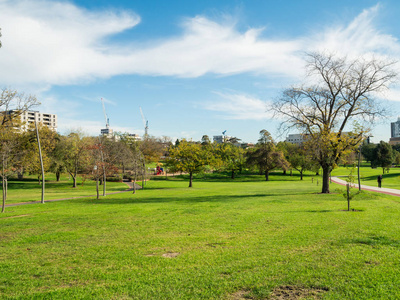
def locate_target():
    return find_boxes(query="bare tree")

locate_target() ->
[0,89,39,212]
[273,52,397,193]
[0,89,39,126]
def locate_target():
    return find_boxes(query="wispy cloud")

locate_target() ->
[203,91,271,120]
[308,4,400,58]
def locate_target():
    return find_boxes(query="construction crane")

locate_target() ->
[100,98,113,137]
[140,106,149,138]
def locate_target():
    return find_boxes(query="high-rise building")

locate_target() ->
[390,117,400,145]
[4,110,57,131]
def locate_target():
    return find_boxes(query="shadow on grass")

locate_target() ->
[344,235,400,247]
[363,172,400,181]
[73,190,314,205]
[152,173,317,184]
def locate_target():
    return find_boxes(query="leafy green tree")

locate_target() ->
[20,123,57,184]
[361,143,377,166]
[273,52,397,193]
[286,144,313,180]
[201,135,211,145]
[57,132,92,188]
[216,142,245,179]
[372,141,394,173]
[166,139,213,187]
[246,130,289,181]
[140,136,164,163]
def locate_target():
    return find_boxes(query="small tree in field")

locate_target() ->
[286,143,313,180]
[273,52,397,193]
[246,130,289,181]
[166,139,213,187]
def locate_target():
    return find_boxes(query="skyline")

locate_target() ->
[1,0,400,143]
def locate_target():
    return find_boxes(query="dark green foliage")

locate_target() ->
[371,141,394,173]
[361,143,377,164]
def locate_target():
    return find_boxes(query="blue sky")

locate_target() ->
[1,0,400,143]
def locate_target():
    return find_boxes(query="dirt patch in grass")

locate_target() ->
[2,214,30,219]
[162,252,180,258]
[228,290,253,299]
[270,285,328,299]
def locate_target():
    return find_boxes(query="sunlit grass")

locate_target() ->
[1,173,400,299]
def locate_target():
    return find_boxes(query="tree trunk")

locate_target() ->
[231,170,235,179]
[2,177,5,213]
[103,172,106,196]
[300,170,303,180]
[56,171,61,182]
[347,183,350,211]
[96,179,99,200]
[133,179,136,194]
[283,170,286,175]
[265,170,269,181]
[189,172,193,187]
[321,165,330,193]
[72,176,77,188]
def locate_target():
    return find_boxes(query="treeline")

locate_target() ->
[167,130,323,187]
[361,141,400,173]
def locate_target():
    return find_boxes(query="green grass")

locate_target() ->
[2,173,129,205]
[1,173,400,299]
[332,165,400,190]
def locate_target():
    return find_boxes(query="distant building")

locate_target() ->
[4,110,57,131]
[285,134,304,145]
[128,133,142,141]
[213,135,230,144]
[100,127,114,138]
[390,118,400,145]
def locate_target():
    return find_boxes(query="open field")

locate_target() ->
[2,174,129,205]
[1,172,400,299]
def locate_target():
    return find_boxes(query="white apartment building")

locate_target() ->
[5,110,57,131]
[285,133,304,145]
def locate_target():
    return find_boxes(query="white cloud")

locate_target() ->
[0,0,140,85]
[203,91,271,120]
[0,1,399,94]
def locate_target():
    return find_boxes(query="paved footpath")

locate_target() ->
[4,181,143,207]
[331,177,400,197]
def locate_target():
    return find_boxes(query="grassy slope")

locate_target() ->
[1,173,400,299]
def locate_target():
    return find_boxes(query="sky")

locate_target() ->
[1,0,400,143]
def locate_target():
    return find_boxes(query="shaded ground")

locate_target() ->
[4,180,142,207]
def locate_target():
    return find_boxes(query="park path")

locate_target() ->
[4,181,142,207]
[331,177,400,197]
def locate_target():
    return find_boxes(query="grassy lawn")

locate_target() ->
[1,173,400,299]
[2,173,129,205]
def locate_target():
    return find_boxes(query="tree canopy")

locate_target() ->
[273,52,397,193]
